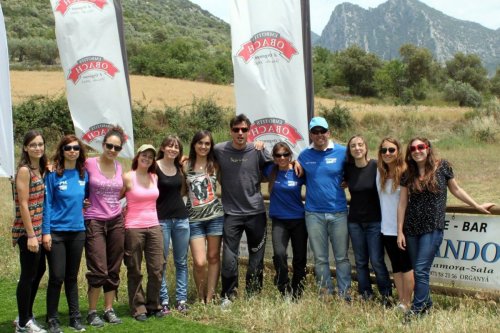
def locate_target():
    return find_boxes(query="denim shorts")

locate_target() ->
[189,215,224,240]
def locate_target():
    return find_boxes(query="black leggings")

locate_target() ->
[17,236,46,327]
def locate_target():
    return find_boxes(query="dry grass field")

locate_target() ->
[10,70,468,120]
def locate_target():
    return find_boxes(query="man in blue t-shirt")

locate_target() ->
[298,117,352,300]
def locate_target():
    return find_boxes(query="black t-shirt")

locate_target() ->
[401,160,453,236]
[344,159,381,223]
[156,165,189,220]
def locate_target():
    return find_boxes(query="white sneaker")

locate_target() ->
[395,303,407,312]
[220,298,232,311]
[16,319,47,333]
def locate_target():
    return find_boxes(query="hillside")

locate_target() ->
[317,0,500,73]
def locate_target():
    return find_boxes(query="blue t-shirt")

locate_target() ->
[263,164,305,219]
[298,142,348,213]
[43,169,88,234]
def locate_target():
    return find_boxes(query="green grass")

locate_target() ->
[0,279,235,333]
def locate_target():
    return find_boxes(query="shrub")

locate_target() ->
[13,95,73,144]
[443,80,482,107]
[318,103,354,134]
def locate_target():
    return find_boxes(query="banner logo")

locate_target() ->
[56,0,108,15]
[68,56,119,84]
[82,123,128,143]
[237,31,298,63]
[248,118,304,146]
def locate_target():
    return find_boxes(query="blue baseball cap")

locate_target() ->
[309,117,329,131]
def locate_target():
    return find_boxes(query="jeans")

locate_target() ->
[159,218,190,304]
[221,213,267,299]
[406,229,444,313]
[124,226,164,316]
[16,236,46,327]
[46,231,85,321]
[305,212,351,295]
[272,218,308,298]
[348,222,392,298]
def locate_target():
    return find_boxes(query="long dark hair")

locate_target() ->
[52,134,87,179]
[18,130,47,177]
[188,130,217,175]
[346,134,368,164]
[405,137,440,193]
[103,125,125,146]
[377,137,406,193]
[157,135,183,171]
[268,142,293,194]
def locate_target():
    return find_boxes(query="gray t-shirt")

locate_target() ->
[214,141,272,215]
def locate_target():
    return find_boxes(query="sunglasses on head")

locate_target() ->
[274,152,291,158]
[410,144,428,152]
[310,128,328,135]
[231,127,249,133]
[104,143,123,152]
[379,147,396,154]
[63,145,81,152]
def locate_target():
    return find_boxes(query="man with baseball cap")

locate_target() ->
[297,117,351,300]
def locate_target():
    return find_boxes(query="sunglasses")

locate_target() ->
[104,143,123,152]
[379,147,396,154]
[231,127,249,133]
[274,152,291,158]
[410,144,428,152]
[310,128,328,135]
[63,145,81,152]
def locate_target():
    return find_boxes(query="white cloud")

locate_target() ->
[190,0,499,34]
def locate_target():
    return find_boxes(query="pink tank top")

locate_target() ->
[124,171,160,229]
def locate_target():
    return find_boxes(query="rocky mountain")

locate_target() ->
[316,0,500,74]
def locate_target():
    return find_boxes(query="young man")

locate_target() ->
[213,114,272,307]
[297,117,352,300]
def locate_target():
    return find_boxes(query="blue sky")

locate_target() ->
[190,0,500,34]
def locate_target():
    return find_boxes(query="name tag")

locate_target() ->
[325,158,337,164]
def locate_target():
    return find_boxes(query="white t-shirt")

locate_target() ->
[376,170,400,236]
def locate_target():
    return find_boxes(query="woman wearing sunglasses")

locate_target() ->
[84,126,126,327]
[376,137,414,311]
[263,142,307,299]
[344,135,392,304]
[12,130,48,333]
[42,135,88,332]
[397,137,495,320]
[156,135,190,314]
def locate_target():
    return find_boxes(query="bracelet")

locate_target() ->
[27,234,37,239]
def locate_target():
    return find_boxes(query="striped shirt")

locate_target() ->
[12,168,45,246]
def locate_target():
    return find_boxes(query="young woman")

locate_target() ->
[42,135,88,333]
[123,144,164,321]
[84,126,126,327]
[13,130,48,333]
[184,131,224,303]
[263,142,307,299]
[156,135,190,314]
[344,135,392,304]
[397,137,495,319]
[376,137,414,311]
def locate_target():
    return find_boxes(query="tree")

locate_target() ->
[399,44,434,86]
[374,59,407,98]
[335,46,382,97]
[446,53,489,92]
[490,68,500,97]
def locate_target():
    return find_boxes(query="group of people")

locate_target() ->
[12,114,494,332]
